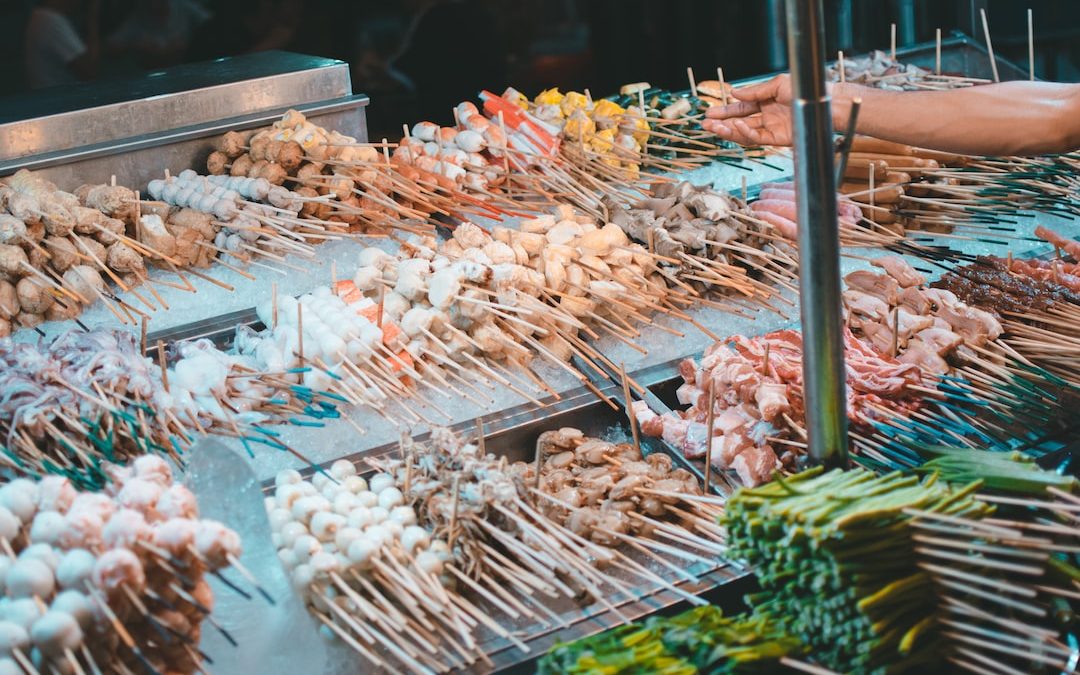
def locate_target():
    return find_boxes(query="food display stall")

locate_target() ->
[0,11,1076,674]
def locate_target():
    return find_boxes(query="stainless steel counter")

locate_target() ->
[0,51,369,191]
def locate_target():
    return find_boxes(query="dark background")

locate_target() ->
[3,0,1080,139]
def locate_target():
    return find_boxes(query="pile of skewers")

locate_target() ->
[634,325,926,487]
[540,605,801,674]
[723,467,988,673]
[0,170,222,333]
[0,325,342,480]
[0,458,256,674]
[828,49,989,91]
[837,136,968,232]
[267,424,727,672]
[929,225,1080,388]
[842,256,1003,376]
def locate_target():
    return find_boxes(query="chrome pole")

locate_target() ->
[766,0,787,71]
[785,0,849,468]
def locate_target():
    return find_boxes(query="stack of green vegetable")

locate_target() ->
[723,467,993,674]
[913,445,1079,496]
[538,606,801,674]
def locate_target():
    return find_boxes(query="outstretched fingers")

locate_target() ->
[705,100,761,120]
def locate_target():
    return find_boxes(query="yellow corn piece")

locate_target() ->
[592,98,625,118]
[588,127,616,154]
[563,112,596,141]
[534,88,564,106]
[560,91,590,117]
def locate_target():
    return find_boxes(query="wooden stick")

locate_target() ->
[271,282,279,329]
[619,362,641,456]
[837,50,845,83]
[686,66,697,97]
[448,475,461,548]
[1027,8,1035,81]
[717,66,728,105]
[703,380,715,495]
[890,23,896,60]
[980,9,1000,82]
[296,301,304,367]
[157,340,169,392]
[936,28,942,75]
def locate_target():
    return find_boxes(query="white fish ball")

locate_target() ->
[363,524,390,548]
[277,549,298,571]
[332,493,358,516]
[49,591,92,632]
[55,550,94,591]
[291,564,314,592]
[310,512,346,542]
[31,610,82,658]
[0,508,18,542]
[18,544,58,572]
[292,534,322,563]
[367,507,388,525]
[268,508,292,532]
[414,550,443,576]
[346,537,378,569]
[330,460,356,480]
[377,487,404,510]
[0,599,40,631]
[346,507,371,530]
[335,527,362,552]
[28,512,65,546]
[368,473,395,495]
[6,559,54,599]
[274,484,304,510]
[341,476,368,494]
[0,621,28,656]
[275,469,303,488]
[382,521,402,540]
[278,522,307,549]
[401,526,430,553]
[388,506,417,526]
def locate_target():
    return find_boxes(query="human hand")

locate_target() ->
[702,74,794,147]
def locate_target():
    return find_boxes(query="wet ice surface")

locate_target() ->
[185,438,355,674]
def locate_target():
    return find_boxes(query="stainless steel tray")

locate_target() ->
[257,378,753,674]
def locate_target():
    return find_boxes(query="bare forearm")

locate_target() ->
[830,82,1080,155]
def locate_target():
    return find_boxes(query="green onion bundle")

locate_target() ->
[724,467,993,674]
[539,606,800,674]
[913,445,1079,496]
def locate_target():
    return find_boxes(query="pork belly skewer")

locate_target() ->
[636,324,927,487]
[927,231,1080,388]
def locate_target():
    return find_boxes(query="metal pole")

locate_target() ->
[766,0,787,71]
[785,0,849,469]
[836,0,853,50]
[897,0,916,47]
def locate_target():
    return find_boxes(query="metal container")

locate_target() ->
[0,51,368,191]
[259,376,752,674]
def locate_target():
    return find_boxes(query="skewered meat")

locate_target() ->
[845,270,900,305]
[15,277,54,314]
[871,256,924,288]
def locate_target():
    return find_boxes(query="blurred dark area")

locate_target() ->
[2,0,1080,139]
